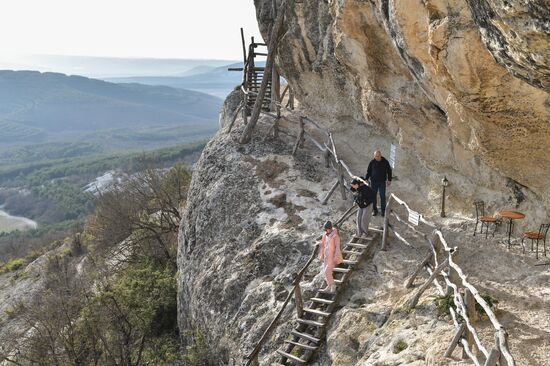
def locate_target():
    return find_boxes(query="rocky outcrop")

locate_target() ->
[255,0,550,219]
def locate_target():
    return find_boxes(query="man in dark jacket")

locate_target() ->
[350,178,375,236]
[365,150,392,217]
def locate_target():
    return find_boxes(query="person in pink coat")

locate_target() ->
[318,221,343,293]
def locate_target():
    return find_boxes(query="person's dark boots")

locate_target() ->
[381,210,385,217]
[373,208,378,216]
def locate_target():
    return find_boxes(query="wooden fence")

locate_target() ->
[383,193,515,366]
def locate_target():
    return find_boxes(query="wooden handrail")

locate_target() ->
[386,194,515,366]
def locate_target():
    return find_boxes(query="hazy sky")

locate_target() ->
[0,0,262,60]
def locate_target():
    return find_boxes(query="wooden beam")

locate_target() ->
[408,257,449,309]
[463,288,478,359]
[404,251,433,288]
[381,196,392,250]
[292,117,305,155]
[337,162,347,200]
[240,28,247,64]
[484,348,500,366]
[321,180,339,205]
[444,323,466,357]
[294,284,304,318]
[240,0,287,144]
[226,103,243,133]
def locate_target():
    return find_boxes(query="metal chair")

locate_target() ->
[522,223,550,259]
[473,201,497,238]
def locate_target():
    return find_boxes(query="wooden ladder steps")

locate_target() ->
[347,242,368,249]
[276,349,306,364]
[343,259,358,265]
[317,288,337,294]
[342,249,362,256]
[291,330,320,343]
[284,339,318,351]
[332,267,350,273]
[296,318,325,327]
[303,307,330,317]
[352,235,375,242]
[311,297,334,305]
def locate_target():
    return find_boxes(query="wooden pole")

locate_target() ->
[404,251,433,288]
[250,355,259,366]
[444,323,466,357]
[292,117,305,155]
[484,347,500,366]
[338,162,347,200]
[464,288,478,358]
[240,28,247,64]
[271,61,280,113]
[381,196,392,250]
[226,103,243,133]
[294,284,304,318]
[323,148,331,168]
[240,0,287,144]
[408,257,449,309]
[321,180,340,205]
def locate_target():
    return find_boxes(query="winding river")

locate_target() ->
[0,209,37,233]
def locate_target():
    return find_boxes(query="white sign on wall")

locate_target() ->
[390,144,397,169]
[408,208,420,226]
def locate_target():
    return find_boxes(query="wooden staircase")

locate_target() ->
[273,234,378,365]
[244,42,272,115]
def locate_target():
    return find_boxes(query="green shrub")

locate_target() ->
[0,258,26,273]
[476,294,499,317]
[393,339,408,353]
[435,293,456,316]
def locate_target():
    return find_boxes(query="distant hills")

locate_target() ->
[0,55,238,78]
[105,62,249,98]
[0,70,222,148]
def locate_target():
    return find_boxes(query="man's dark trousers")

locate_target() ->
[371,181,386,213]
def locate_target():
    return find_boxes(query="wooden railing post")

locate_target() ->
[337,162,347,200]
[408,256,450,309]
[250,354,259,366]
[323,148,331,168]
[381,196,392,250]
[294,283,304,318]
[321,180,339,205]
[271,66,280,115]
[404,251,433,288]
[292,117,305,156]
[497,329,511,366]
[463,288,477,359]
[444,323,466,357]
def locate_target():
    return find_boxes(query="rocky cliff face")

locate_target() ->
[177,1,550,364]
[255,0,550,218]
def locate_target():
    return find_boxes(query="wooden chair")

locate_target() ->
[522,223,550,259]
[473,201,497,238]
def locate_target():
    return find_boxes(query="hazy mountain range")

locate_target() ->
[0,70,222,148]
[105,62,250,98]
[0,55,238,78]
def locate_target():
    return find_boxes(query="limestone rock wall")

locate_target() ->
[256,0,550,218]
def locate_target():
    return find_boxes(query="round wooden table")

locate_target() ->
[497,210,526,248]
